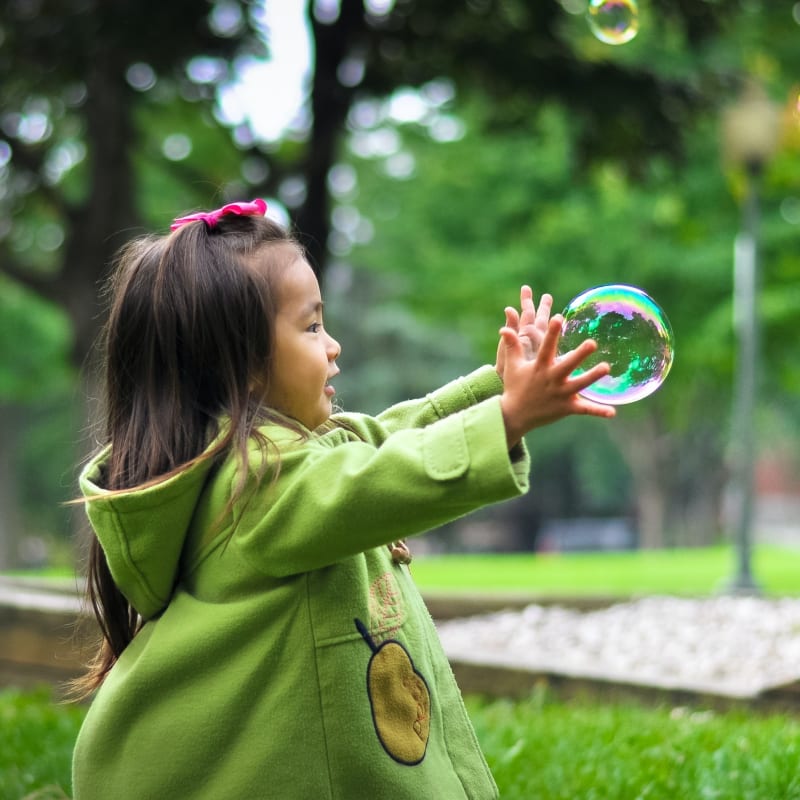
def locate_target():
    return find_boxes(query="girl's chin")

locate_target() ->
[310,399,334,429]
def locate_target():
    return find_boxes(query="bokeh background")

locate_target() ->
[2,0,800,573]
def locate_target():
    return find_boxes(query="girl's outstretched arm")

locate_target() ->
[499,313,616,449]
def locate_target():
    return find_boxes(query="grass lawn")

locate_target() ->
[7,544,800,599]
[5,686,800,800]
[409,544,800,597]
[468,689,800,799]
[5,546,800,797]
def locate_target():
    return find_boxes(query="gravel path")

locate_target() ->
[435,596,800,698]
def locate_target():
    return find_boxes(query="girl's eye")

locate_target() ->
[308,322,322,333]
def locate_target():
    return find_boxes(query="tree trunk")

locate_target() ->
[0,405,23,570]
[58,45,139,563]
[296,0,367,279]
[610,407,727,549]
[59,50,139,367]
[636,471,668,550]
[668,427,728,547]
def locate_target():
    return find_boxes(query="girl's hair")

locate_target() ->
[74,212,304,698]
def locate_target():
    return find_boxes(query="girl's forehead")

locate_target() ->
[276,257,322,309]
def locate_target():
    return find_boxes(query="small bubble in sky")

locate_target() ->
[586,0,639,46]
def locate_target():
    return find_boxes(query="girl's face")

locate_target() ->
[264,257,341,429]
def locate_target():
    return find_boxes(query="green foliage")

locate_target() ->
[0,278,78,545]
[3,0,800,553]
[0,686,85,800]
[340,65,800,540]
[467,690,800,800]
[0,1,270,561]
[134,93,261,229]
[15,397,85,540]
[346,98,740,398]
[0,277,73,403]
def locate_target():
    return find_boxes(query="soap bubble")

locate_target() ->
[559,284,674,405]
[587,0,639,45]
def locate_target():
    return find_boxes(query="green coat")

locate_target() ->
[73,366,530,799]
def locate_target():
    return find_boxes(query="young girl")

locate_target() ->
[71,199,614,799]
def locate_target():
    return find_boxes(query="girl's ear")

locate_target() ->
[249,369,270,399]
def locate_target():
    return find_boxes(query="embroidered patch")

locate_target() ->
[368,572,407,642]
[355,618,430,766]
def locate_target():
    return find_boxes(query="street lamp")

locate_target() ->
[720,80,780,595]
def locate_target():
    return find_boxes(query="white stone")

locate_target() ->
[435,596,800,698]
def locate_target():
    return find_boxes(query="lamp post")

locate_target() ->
[720,81,780,595]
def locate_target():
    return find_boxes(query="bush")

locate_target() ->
[0,687,85,800]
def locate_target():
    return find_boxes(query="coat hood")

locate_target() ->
[80,448,219,619]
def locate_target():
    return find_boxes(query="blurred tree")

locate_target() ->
[0,277,73,567]
[297,0,753,266]
[0,0,269,566]
[334,80,800,547]
[1,0,799,564]
[0,0,271,364]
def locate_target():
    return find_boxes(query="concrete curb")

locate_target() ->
[421,591,624,620]
[447,659,800,715]
[3,578,799,712]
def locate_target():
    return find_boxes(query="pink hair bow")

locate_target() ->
[170,198,268,231]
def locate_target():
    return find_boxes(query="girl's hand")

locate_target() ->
[495,286,554,379]
[498,314,616,449]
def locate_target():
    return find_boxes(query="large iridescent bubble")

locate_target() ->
[559,284,674,405]
[587,0,639,45]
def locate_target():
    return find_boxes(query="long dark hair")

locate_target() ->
[74,212,303,698]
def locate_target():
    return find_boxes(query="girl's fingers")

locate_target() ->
[535,315,565,363]
[574,397,617,418]
[505,306,520,331]
[535,294,553,327]
[567,361,611,394]
[499,326,523,357]
[548,335,596,378]
[520,285,535,324]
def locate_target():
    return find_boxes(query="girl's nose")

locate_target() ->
[327,333,341,360]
